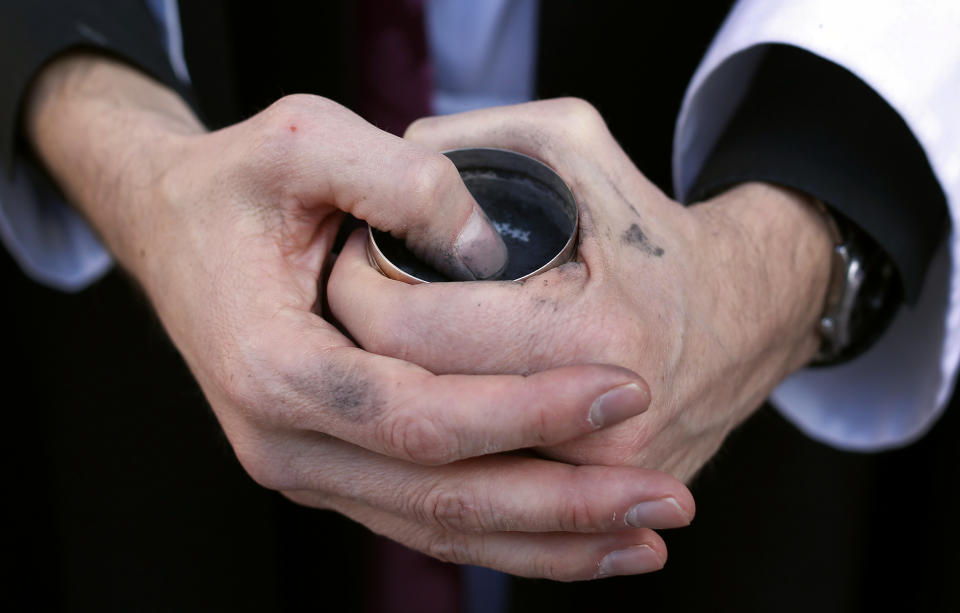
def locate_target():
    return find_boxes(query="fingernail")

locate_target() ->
[588,383,647,428]
[595,545,664,578]
[455,208,508,280]
[625,497,690,529]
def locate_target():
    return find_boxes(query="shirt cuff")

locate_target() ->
[673,0,960,450]
[0,0,190,290]
[687,44,946,304]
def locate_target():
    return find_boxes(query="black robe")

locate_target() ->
[2,2,956,611]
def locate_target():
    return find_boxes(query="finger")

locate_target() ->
[265,309,649,464]
[329,230,592,374]
[286,487,669,581]
[284,434,694,533]
[253,95,507,280]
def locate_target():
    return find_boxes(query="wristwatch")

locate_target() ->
[812,200,902,365]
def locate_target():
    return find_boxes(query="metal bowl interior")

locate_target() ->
[368,147,578,284]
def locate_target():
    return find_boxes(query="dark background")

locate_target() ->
[5,1,957,610]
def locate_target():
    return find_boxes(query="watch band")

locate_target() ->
[811,199,902,365]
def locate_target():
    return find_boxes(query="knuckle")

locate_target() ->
[403,115,433,140]
[399,153,459,213]
[263,93,333,127]
[552,96,601,121]
[423,486,486,533]
[213,331,289,426]
[551,97,607,139]
[563,493,601,532]
[249,94,337,174]
[215,374,259,421]
[281,489,334,511]
[232,437,302,492]
[244,463,285,491]
[212,360,266,425]
[535,399,553,445]
[379,411,455,465]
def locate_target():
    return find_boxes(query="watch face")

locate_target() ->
[814,223,902,366]
[846,249,901,359]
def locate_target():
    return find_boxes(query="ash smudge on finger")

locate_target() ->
[622,223,665,257]
[287,361,384,424]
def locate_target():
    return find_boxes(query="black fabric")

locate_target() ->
[177,1,355,130]
[689,45,948,303]
[2,245,372,612]
[0,0,191,175]
[2,2,958,612]
[536,1,736,195]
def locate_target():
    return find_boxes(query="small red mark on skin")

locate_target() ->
[289,125,297,132]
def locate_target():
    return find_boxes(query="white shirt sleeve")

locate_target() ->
[673,0,960,451]
[0,0,187,292]
[426,0,538,115]
[0,160,113,291]
[6,0,530,290]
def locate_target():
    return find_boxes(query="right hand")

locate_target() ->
[26,55,695,580]
[329,98,832,485]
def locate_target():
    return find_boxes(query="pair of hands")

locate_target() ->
[27,55,831,580]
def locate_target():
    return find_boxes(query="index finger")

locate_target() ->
[260,306,649,466]
[251,95,508,280]
[329,229,592,375]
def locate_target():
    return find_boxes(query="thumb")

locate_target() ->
[261,96,507,280]
[361,149,508,281]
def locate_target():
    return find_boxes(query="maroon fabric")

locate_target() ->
[355,0,433,135]
[355,2,459,612]
[365,535,461,613]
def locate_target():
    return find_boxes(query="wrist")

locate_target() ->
[691,182,833,373]
[25,52,202,141]
[25,52,204,273]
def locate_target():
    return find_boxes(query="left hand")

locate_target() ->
[327,98,834,482]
